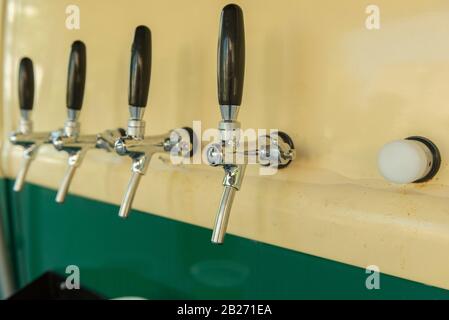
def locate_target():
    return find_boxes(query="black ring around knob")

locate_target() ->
[406,136,441,183]
[260,131,295,169]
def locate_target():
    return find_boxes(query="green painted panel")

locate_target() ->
[2,179,449,299]
[0,179,11,298]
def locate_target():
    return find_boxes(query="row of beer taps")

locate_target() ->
[9,4,296,244]
[10,28,192,219]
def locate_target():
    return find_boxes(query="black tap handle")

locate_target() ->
[66,40,86,111]
[217,4,245,106]
[18,57,34,111]
[129,25,152,108]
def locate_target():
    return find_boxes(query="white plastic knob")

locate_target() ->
[377,139,433,184]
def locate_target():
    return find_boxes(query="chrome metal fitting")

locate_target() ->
[116,127,194,219]
[206,143,224,166]
[218,120,241,134]
[211,164,247,244]
[127,106,146,139]
[9,109,53,192]
[10,129,53,192]
[131,154,150,175]
[223,164,246,190]
[96,129,126,152]
[127,119,146,139]
[165,128,192,158]
[114,137,128,156]
[63,120,80,137]
[18,111,33,135]
[258,132,296,168]
[220,105,240,121]
[63,109,81,137]
[50,129,66,151]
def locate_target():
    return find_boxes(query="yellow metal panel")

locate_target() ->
[2,0,449,289]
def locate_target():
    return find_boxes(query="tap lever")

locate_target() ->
[63,41,86,138]
[129,25,152,108]
[127,26,152,139]
[218,4,245,109]
[66,41,86,112]
[18,58,35,134]
[18,58,34,112]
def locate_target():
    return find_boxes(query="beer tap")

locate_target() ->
[114,26,193,219]
[51,41,125,203]
[206,4,296,244]
[9,58,52,192]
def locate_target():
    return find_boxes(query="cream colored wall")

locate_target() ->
[2,0,449,289]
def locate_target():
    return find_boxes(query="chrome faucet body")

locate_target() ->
[206,106,295,244]
[51,109,126,203]
[9,110,52,192]
[115,107,193,218]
